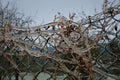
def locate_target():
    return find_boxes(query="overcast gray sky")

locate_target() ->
[1,0,110,26]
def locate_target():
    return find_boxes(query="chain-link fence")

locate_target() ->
[0,0,120,80]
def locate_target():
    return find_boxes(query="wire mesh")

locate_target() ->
[0,0,120,80]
